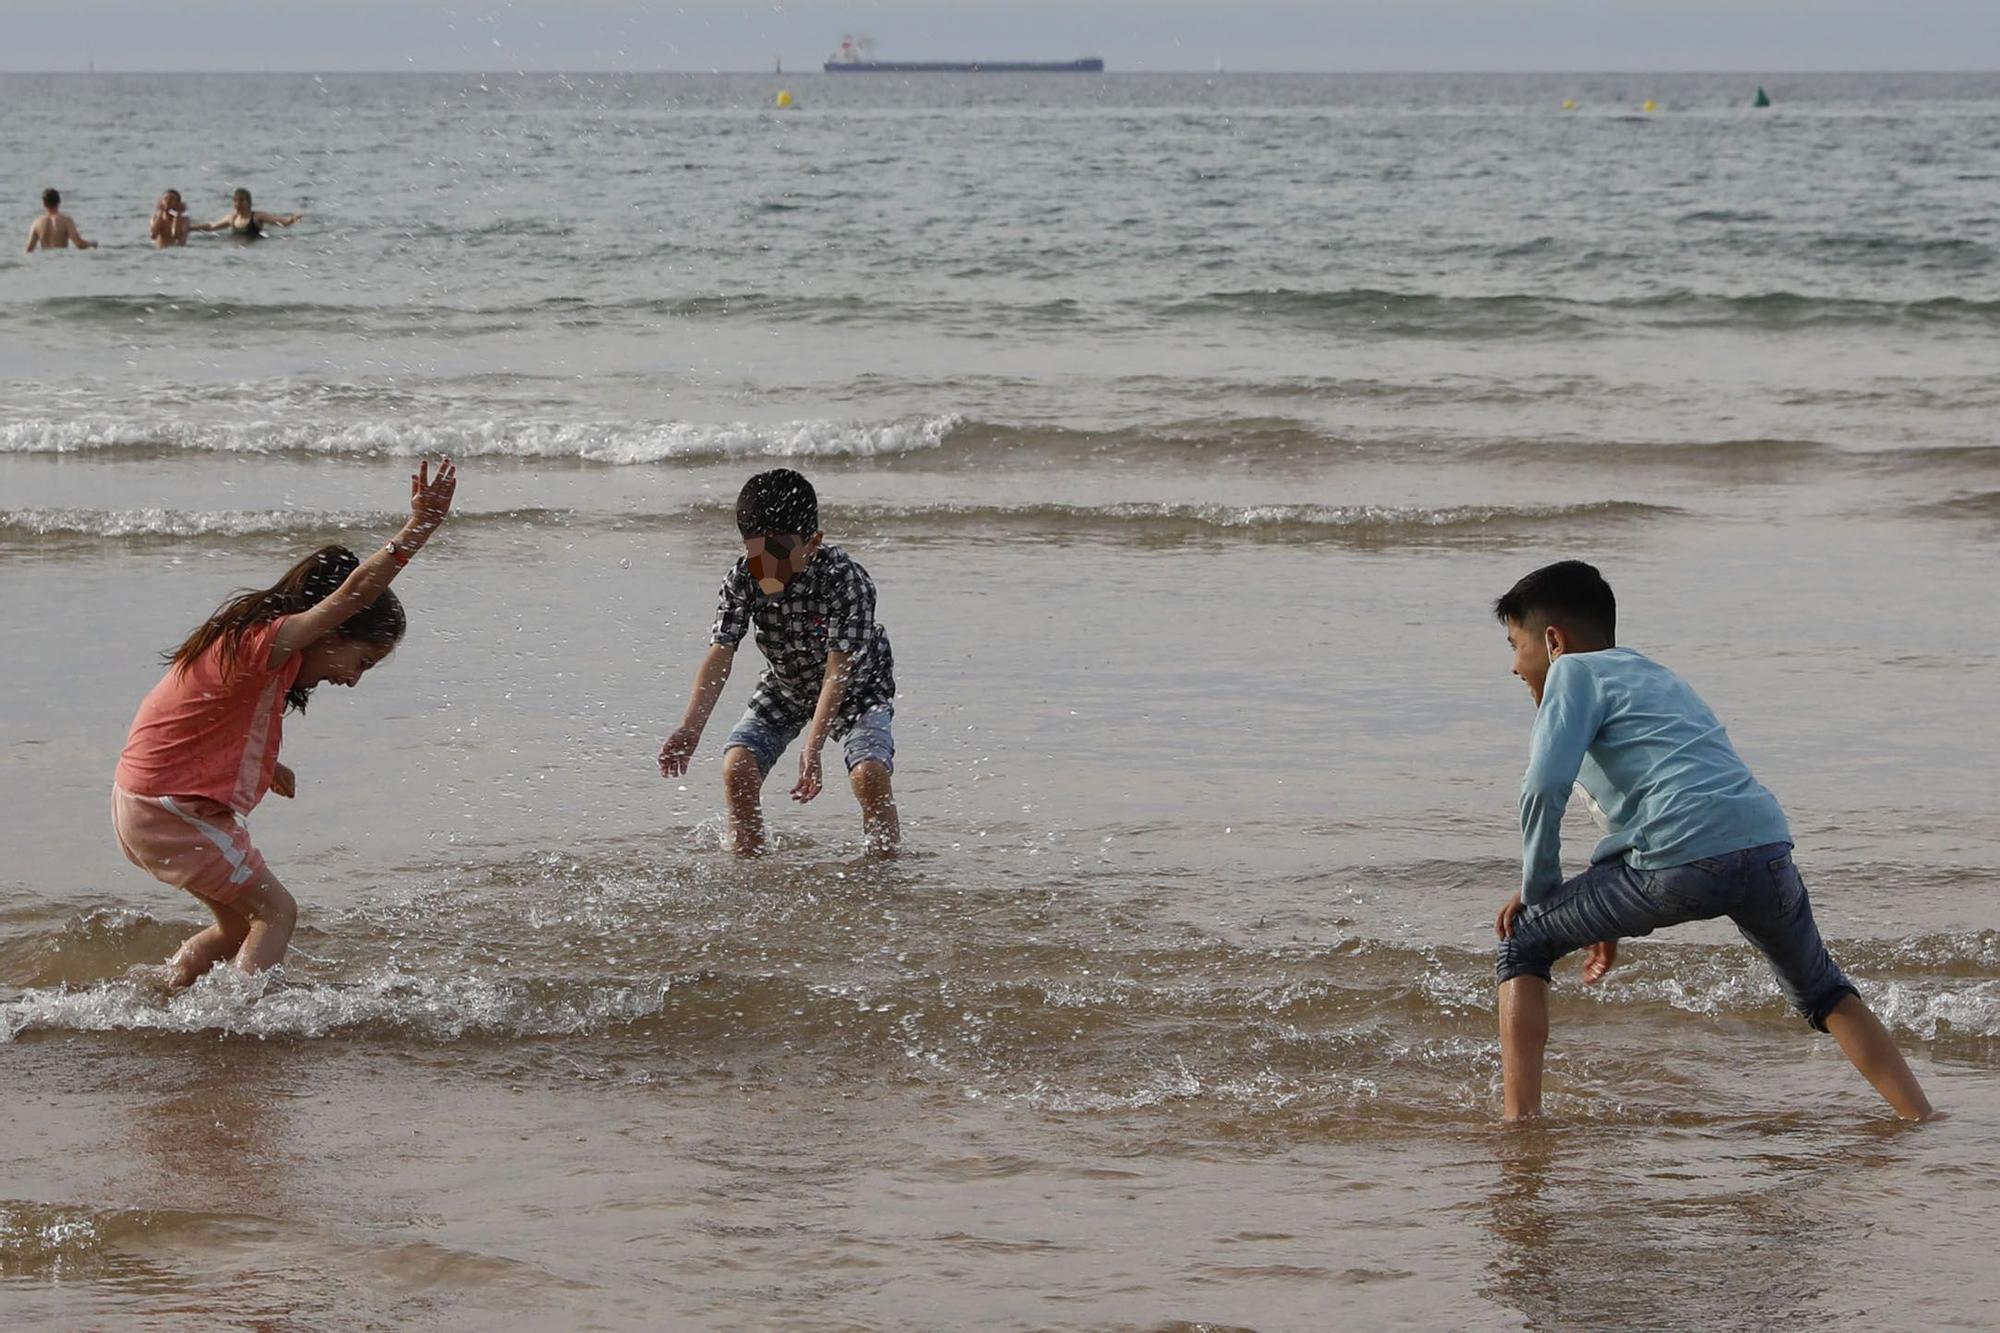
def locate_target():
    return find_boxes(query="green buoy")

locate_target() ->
[1753,86,1771,108]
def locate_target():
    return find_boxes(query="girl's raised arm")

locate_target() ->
[272,458,457,661]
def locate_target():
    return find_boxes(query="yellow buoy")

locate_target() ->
[775,89,794,108]
[1561,99,1578,111]
[1641,99,1658,113]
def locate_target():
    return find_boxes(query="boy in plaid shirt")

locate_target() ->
[659,469,899,854]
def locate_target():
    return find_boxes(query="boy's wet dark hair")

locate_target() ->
[42,188,59,209]
[735,468,818,537]
[1494,560,1616,643]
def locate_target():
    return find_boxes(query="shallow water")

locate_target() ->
[3,71,1998,1329]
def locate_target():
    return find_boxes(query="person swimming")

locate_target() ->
[192,188,303,241]
[149,189,190,248]
[26,187,98,252]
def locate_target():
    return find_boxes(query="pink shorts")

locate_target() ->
[111,785,268,908]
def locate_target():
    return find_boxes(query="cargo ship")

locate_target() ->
[824,35,1103,73]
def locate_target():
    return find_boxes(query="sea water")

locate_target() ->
[2,72,1997,1329]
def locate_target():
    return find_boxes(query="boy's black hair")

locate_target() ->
[1494,560,1616,643]
[735,468,818,537]
[42,188,59,209]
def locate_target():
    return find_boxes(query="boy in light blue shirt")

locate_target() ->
[1490,560,1933,1121]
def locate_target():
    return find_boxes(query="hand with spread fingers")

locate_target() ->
[408,456,458,540]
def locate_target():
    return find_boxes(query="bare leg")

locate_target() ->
[226,873,299,975]
[167,900,252,990]
[722,746,768,856]
[1823,992,1935,1120]
[1498,976,1550,1120]
[849,760,900,856]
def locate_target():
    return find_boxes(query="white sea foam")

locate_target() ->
[3,498,1667,550]
[0,413,962,462]
[0,1202,107,1263]
[1868,978,2000,1040]
[0,506,577,540]
[853,498,1674,540]
[1585,956,2000,1039]
[0,965,671,1043]
[2,507,387,539]
[1009,1059,1384,1114]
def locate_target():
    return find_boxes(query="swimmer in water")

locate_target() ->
[26,187,98,252]
[192,188,302,240]
[149,189,190,248]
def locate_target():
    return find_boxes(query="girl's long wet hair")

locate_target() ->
[166,544,405,713]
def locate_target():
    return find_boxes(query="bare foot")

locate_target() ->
[124,963,183,1002]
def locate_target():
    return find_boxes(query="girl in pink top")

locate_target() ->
[114,458,458,988]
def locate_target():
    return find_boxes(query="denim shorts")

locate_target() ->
[1496,842,1858,1031]
[723,704,895,776]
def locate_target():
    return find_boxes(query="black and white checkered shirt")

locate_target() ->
[711,545,895,737]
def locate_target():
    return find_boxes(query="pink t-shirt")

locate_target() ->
[116,617,304,814]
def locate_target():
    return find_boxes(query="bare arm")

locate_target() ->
[790,650,853,802]
[256,211,303,227]
[802,650,852,760]
[269,458,458,663]
[26,222,39,253]
[680,644,738,734]
[65,218,97,249]
[659,644,737,777]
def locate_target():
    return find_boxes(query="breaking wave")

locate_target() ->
[0,505,574,544]
[682,497,1679,546]
[6,905,1993,1053]
[0,414,962,462]
[3,498,1678,551]
[8,409,1990,475]
[1158,287,2000,336]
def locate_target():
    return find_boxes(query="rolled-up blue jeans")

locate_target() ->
[722,704,895,776]
[1496,842,1858,1031]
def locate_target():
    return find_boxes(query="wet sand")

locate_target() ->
[5,70,2000,1328]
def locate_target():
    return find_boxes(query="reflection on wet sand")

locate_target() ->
[0,1040,306,1321]
[126,1039,301,1216]
[1481,1118,1926,1329]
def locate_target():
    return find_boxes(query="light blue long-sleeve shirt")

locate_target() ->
[1518,648,1791,904]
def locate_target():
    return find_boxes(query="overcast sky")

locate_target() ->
[3,1,1997,73]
